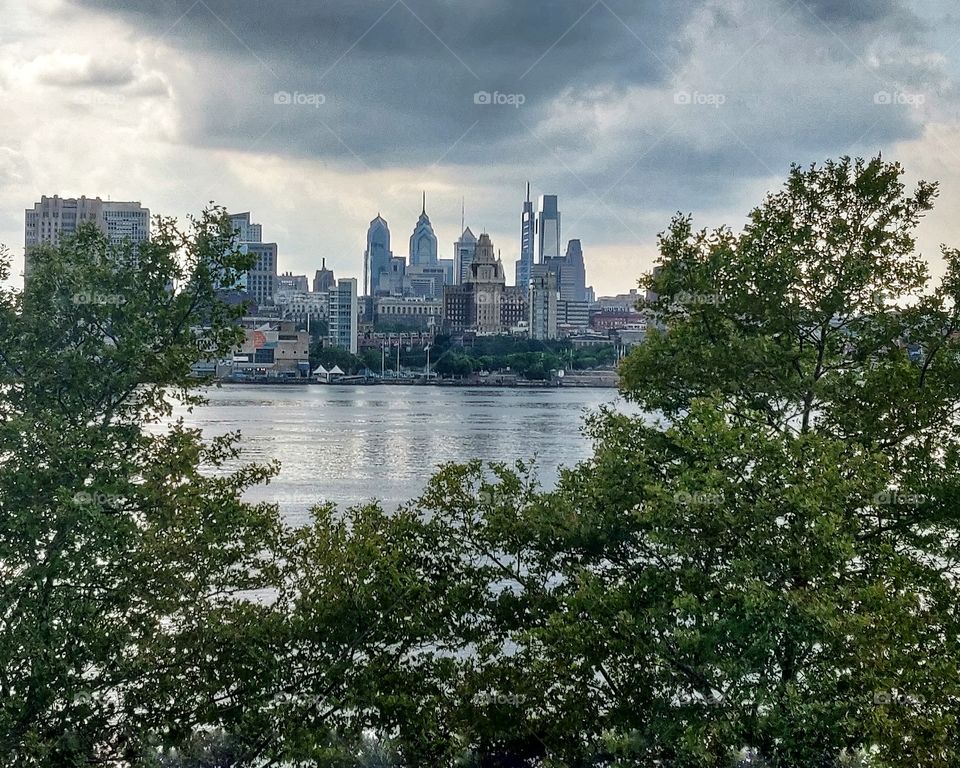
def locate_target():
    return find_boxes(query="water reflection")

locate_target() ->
[172,384,634,526]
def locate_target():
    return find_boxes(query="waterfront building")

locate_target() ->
[536,194,561,262]
[24,195,150,279]
[363,215,392,296]
[232,318,311,377]
[454,226,478,284]
[529,270,558,340]
[515,183,535,294]
[409,192,439,267]
[328,277,359,354]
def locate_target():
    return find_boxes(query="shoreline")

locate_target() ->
[212,376,619,389]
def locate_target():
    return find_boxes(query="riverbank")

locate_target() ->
[217,371,619,388]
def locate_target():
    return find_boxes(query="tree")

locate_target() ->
[0,215,443,766]
[309,342,363,374]
[403,157,960,766]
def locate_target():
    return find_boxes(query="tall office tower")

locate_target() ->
[24,195,150,279]
[536,194,560,262]
[228,212,278,307]
[515,182,535,293]
[529,270,558,340]
[328,277,359,354]
[364,214,392,296]
[409,192,438,267]
[454,226,477,284]
[313,259,336,293]
[561,239,587,302]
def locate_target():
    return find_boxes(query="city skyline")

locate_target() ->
[2,1,958,297]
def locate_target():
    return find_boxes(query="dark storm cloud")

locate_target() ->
[67,0,938,216]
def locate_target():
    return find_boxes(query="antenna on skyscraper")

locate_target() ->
[526,181,530,203]
[461,197,465,234]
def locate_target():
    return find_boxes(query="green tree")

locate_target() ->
[309,342,363,374]
[0,215,442,766]
[406,157,960,766]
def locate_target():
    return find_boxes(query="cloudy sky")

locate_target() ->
[1,0,958,295]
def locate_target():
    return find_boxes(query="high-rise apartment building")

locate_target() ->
[529,270,558,340]
[328,277,358,354]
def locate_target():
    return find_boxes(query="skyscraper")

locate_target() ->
[364,214,392,297]
[515,182,535,294]
[561,239,587,302]
[409,192,438,267]
[24,195,150,279]
[536,194,560,262]
[454,226,477,284]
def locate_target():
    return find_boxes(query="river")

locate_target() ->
[174,384,636,525]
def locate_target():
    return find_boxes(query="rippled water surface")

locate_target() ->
[174,384,636,525]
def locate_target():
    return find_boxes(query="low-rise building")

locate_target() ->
[232,318,311,376]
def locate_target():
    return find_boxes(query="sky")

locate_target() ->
[1,0,959,296]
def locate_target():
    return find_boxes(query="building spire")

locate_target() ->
[421,190,426,216]
[461,197,465,233]
[526,181,530,203]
